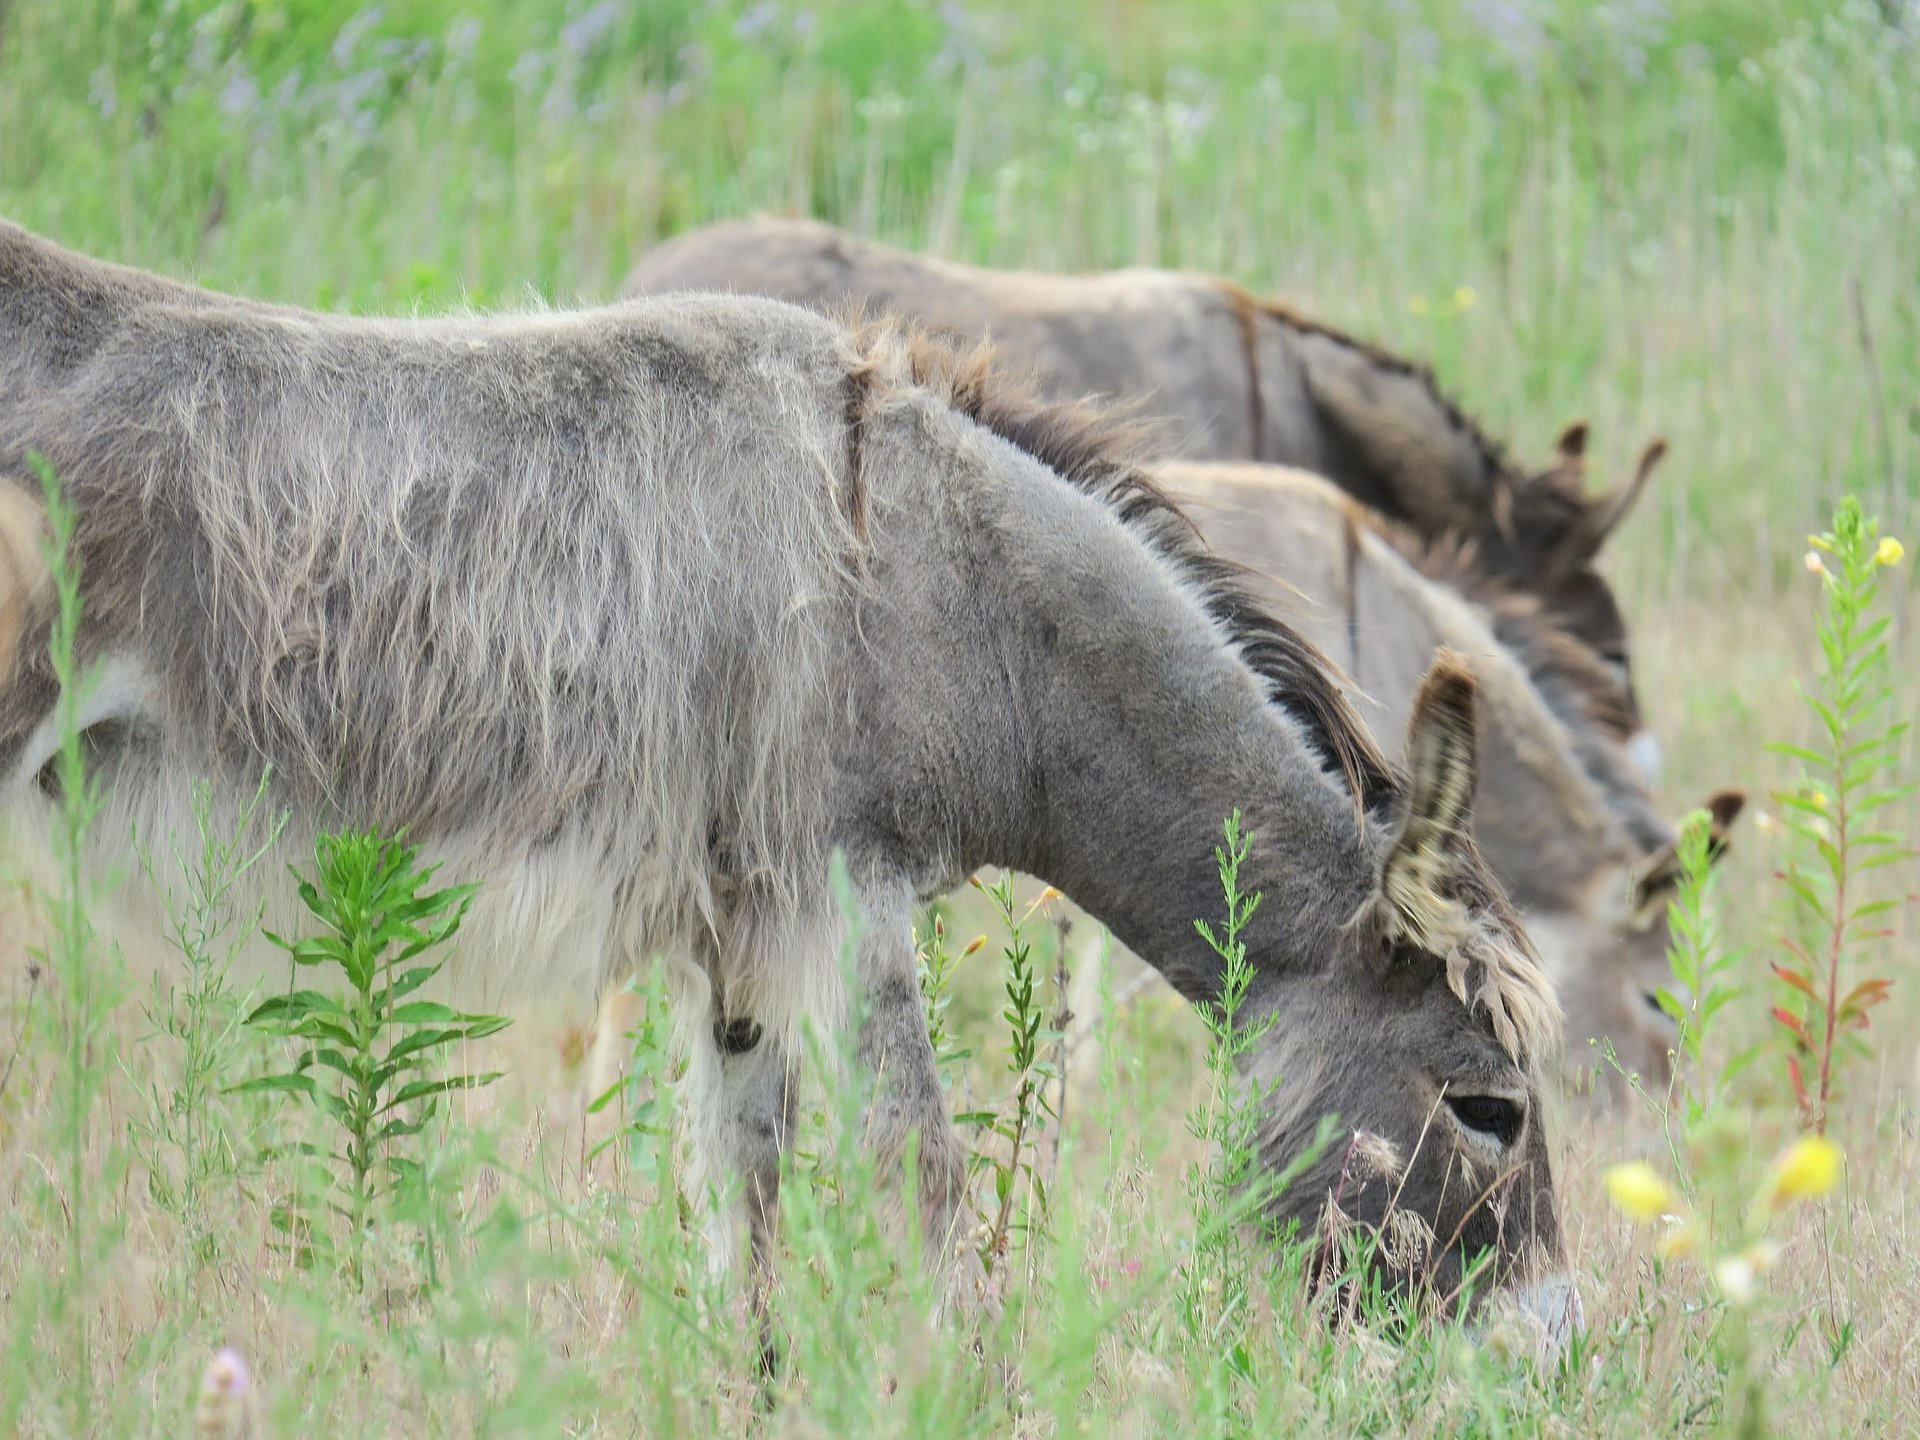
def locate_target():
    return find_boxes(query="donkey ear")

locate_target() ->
[1703,789,1746,864]
[1559,437,1667,564]
[1553,419,1590,464]
[1628,788,1749,911]
[1380,653,1481,949]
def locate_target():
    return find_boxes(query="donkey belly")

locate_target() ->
[0,765,711,1019]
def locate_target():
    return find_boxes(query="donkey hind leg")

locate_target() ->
[854,877,986,1312]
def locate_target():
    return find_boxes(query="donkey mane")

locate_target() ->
[1401,533,1636,743]
[1380,524,1673,857]
[1216,280,1592,539]
[851,318,1400,818]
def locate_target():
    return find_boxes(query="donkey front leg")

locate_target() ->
[853,879,984,1307]
[716,1031,797,1371]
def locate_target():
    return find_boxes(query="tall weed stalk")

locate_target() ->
[965,874,1062,1280]
[1770,501,1911,1131]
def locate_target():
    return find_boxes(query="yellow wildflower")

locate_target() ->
[1876,536,1904,567]
[1763,1134,1843,1207]
[1452,285,1477,311]
[1604,1161,1675,1223]
[1408,295,1431,316]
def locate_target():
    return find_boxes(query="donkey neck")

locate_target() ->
[0,222,240,392]
[974,464,1380,1005]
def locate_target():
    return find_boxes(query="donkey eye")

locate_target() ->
[1447,1094,1524,1147]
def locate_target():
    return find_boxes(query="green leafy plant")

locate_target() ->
[234,827,507,1289]
[1181,810,1278,1345]
[1180,812,1341,1372]
[1770,502,1912,1132]
[914,906,982,1088]
[963,873,1063,1279]
[1655,805,1750,1127]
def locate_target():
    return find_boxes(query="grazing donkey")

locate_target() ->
[0,220,1572,1332]
[623,216,1666,777]
[1161,461,1743,1094]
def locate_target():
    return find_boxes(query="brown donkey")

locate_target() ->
[1160,460,1742,1096]
[624,216,1666,774]
[0,221,1572,1334]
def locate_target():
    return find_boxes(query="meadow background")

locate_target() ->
[1,0,1917,1434]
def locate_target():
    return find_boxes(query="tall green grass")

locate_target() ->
[1,1,1918,1434]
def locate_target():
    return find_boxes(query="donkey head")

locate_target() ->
[1545,789,1746,1097]
[1246,656,1570,1332]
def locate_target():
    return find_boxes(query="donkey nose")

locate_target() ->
[1509,1272,1584,1364]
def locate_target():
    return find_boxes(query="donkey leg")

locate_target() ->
[853,880,983,1307]
[717,1032,797,1371]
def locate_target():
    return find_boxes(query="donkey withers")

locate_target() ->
[623,216,1665,775]
[0,219,1571,1332]
[1161,461,1742,1094]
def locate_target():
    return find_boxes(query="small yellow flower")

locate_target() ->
[1764,1134,1843,1207]
[1876,536,1904,567]
[1452,285,1477,311]
[1804,550,1828,577]
[1408,294,1431,316]
[1605,1161,1676,1223]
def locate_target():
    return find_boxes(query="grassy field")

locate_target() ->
[2,0,1918,1434]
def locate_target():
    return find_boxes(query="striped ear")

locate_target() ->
[1380,653,1480,954]
[0,480,51,676]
